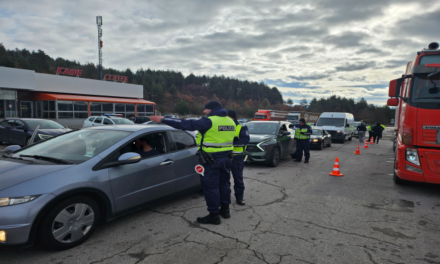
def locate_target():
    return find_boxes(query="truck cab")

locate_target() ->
[387,42,440,184]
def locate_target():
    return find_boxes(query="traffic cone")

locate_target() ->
[370,138,374,144]
[329,157,343,177]
[354,144,361,155]
[363,140,369,149]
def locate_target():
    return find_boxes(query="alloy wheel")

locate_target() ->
[52,203,95,243]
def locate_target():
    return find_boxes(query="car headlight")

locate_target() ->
[38,134,53,140]
[0,195,41,207]
[312,139,318,142]
[337,130,341,133]
[257,139,271,151]
[406,148,420,166]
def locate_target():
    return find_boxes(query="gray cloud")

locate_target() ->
[335,61,376,72]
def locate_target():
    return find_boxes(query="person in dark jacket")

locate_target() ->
[357,122,367,143]
[228,110,250,206]
[292,118,313,163]
[372,123,384,144]
[150,101,236,225]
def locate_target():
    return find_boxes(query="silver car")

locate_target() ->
[0,125,199,250]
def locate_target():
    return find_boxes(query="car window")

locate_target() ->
[312,129,322,135]
[14,120,26,128]
[279,124,287,134]
[246,122,279,134]
[94,117,103,124]
[171,131,197,150]
[7,120,16,127]
[1,120,14,128]
[26,120,65,129]
[15,130,132,164]
[116,132,168,161]
[88,117,96,122]
[103,118,113,125]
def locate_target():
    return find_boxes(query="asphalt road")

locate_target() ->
[1,129,440,264]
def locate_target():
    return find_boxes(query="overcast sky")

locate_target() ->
[1,0,439,105]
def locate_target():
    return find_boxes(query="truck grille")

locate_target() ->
[328,130,337,137]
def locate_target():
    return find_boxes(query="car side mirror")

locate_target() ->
[118,152,141,165]
[282,131,291,135]
[5,145,21,155]
[346,124,350,128]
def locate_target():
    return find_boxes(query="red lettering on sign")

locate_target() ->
[102,74,129,83]
[62,68,70,75]
[77,70,83,77]
[70,69,77,75]
[56,67,64,74]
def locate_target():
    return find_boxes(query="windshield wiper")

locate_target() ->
[2,154,25,161]
[19,155,73,164]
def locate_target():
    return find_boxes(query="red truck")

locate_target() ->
[387,42,440,185]
[253,110,289,121]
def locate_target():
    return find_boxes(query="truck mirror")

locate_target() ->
[387,98,399,106]
[389,78,402,97]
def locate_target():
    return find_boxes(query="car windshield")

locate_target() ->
[254,115,266,120]
[246,122,279,134]
[14,130,132,164]
[411,75,440,103]
[111,118,134,125]
[26,120,65,129]
[312,129,322,135]
[317,118,345,127]
[354,122,361,127]
[286,115,299,121]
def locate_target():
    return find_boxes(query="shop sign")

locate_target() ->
[104,74,128,83]
[56,67,83,77]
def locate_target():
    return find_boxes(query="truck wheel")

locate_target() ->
[37,196,100,250]
[348,134,352,141]
[269,148,280,167]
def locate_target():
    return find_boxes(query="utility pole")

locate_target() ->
[96,16,103,80]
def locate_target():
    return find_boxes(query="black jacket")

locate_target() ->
[357,124,366,132]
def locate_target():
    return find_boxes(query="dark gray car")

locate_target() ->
[0,125,199,250]
[244,121,297,167]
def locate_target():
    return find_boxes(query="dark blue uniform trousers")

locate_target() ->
[200,156,232,213]
[295,139,310,161]
[231,155,245,200]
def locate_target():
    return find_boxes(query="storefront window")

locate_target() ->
[103,103,113,112]
[91,102,102,112]
[126,104,135,112]
[136,104,154,116]
[115,103,125,112]
[57,100,89,119]
[58,112,73,119]
[137,105,145,113]
[5,100,17,117]
[58,101,73,111]
[0,89,16,100]
[74,101,88,111]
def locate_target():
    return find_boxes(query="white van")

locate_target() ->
[316,112,355,143]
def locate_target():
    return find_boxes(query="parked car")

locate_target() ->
[353,121,361,137]
[244,121,296,167]
[310,128,332,150]
[136,116,151,123]
[0,119,71,146]
[0,125,199,250]
[83,115,134,128]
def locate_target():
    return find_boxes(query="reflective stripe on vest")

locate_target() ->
[233,124,246,155]
[196,116,236,153]
[294,127,310,140]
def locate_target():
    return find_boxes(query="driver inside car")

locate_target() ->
[134,137,160,158]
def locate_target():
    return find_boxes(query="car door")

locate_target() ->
[10,120,29,145]
[278,123,291,156]
[0,120,13,143]
[169,130,200,192]
[108,131,177,212]
[285,123,296,155]
[103,118,113,126]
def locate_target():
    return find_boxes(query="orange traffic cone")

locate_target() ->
[363,140,369,149]
[370,138,374,144]
[329,157,343,177]
[354,144,361,155]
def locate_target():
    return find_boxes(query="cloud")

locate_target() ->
[335,61,376,72]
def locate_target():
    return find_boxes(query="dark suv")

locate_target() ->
[244,121,297,167]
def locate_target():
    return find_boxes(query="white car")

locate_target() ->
[83,115,134,128]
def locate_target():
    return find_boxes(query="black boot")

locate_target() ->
[219,204,230,219]
[197,213,221,225]
[236,199,245,206]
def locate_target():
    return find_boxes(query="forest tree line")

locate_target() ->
[0,43,394,121]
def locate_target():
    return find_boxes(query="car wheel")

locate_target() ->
[37,196,100,250]
[319,142,324,150]
[341,136,345,143]
[326,139,331,147]
[269,147,280,167]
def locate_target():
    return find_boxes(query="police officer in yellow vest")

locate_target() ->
[150,101,236,225]
[227,110,250,206]
[292,118,313,163]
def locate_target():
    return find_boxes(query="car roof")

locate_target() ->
[84,124,176,132]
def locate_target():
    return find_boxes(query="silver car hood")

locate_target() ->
[0,160,72,191]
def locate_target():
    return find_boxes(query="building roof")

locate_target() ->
[34,92,155,105]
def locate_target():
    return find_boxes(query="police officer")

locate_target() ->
[367,123,374,142]
[227,110,250,206]
[292,118,312,163]
[150,101,236,225]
